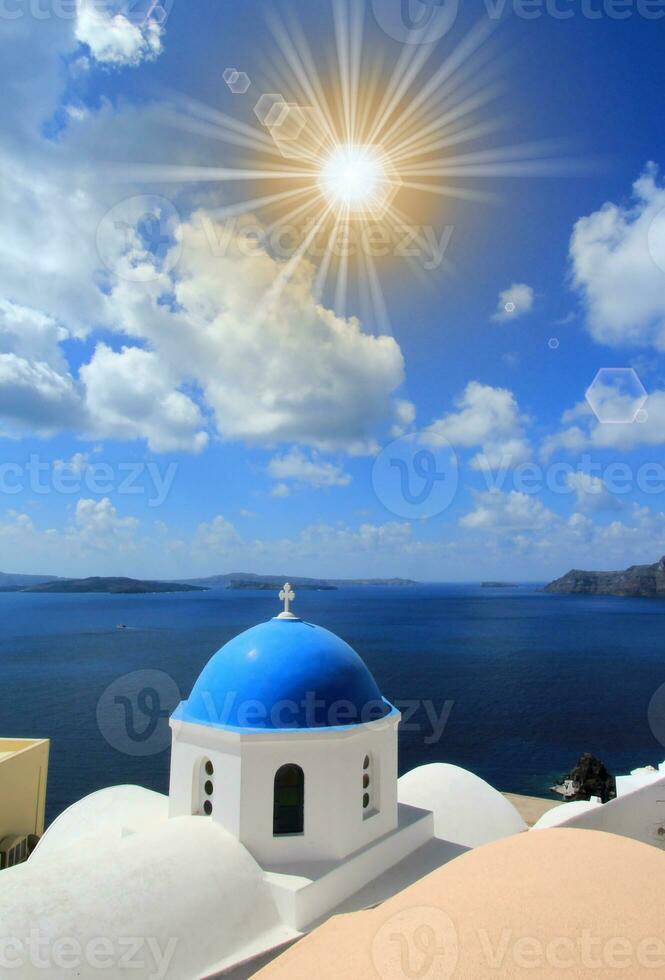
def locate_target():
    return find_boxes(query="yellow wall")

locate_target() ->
[0,739,49,841]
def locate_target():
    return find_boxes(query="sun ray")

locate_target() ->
[106,0,584,329]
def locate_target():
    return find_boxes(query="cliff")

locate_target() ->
[545,557,665,598]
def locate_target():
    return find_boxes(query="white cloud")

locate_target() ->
[80,344,208,453]
[570,164,665,349]
[460,489,556,532]
[270,483,291,498]
[268,449,351,489]
[101,214,407,453]
[493,283,534,322]
[54,452,94,475]
[542,390,665,459]
[0,16,408,458]
[72,497,139,550]
[566,472,622,513]
[0,354,80,435]
[429,381,531,470]
[75,1,164,67]
[193,515,242,553]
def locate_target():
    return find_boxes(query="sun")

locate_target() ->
[318,144,396,216]
[116,1,569,327]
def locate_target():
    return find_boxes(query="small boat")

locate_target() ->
[117,624,128,630]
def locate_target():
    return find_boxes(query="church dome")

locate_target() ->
[176,615,390,731]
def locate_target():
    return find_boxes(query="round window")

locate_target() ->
[203,800,213,816]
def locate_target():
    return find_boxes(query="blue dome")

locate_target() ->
[174,617,391,731]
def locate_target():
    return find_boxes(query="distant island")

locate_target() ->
[0,572,58,590]
[545,557,665,598]
[17,577,207,595]
[481,582,518,589]
[0,570,418,595]
[183,573,419,590]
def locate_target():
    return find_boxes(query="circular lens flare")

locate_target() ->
[319,144,387,213]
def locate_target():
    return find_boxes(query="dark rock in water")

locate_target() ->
[545,556,665,598]
[554,753,616,803]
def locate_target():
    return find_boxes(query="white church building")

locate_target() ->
[3,586,665,979]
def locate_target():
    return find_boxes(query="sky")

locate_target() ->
[2,0,665,581]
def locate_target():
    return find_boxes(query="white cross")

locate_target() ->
[279,582,295,616]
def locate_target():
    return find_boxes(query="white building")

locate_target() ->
[0,586,528,979]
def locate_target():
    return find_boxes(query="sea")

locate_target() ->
[2,583,665,828]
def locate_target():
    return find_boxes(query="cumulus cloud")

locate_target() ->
[75,1,164,66]
[0,13,408,458]
[80,344,208,453]
[566,472,622,513]
[268,449,351,490]
[72,497,139,549]
[101,214,407,453]
[492,283,534,322]
[570,164,665,349]
[460,489,556,532]
[542,390,665,459]
[429,381,531,470]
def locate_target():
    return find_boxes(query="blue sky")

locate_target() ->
[2,0,665,580]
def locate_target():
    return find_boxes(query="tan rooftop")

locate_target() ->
[253,828,665,979]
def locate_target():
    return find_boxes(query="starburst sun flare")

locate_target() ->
[111,1,574,327]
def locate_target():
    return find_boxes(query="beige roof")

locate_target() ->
[253,828,665,979]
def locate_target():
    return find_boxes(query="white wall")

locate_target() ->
[554,775,665,850]
[169,710,400,867]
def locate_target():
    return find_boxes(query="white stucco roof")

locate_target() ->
[530,798,603,830]
[398,762,527,848]
[33,785,169,861]
[1,786,296,980]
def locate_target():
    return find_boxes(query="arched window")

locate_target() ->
[195,757,214,816]
[273,764,304,836]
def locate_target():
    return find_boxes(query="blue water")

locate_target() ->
[2,584,665,826]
